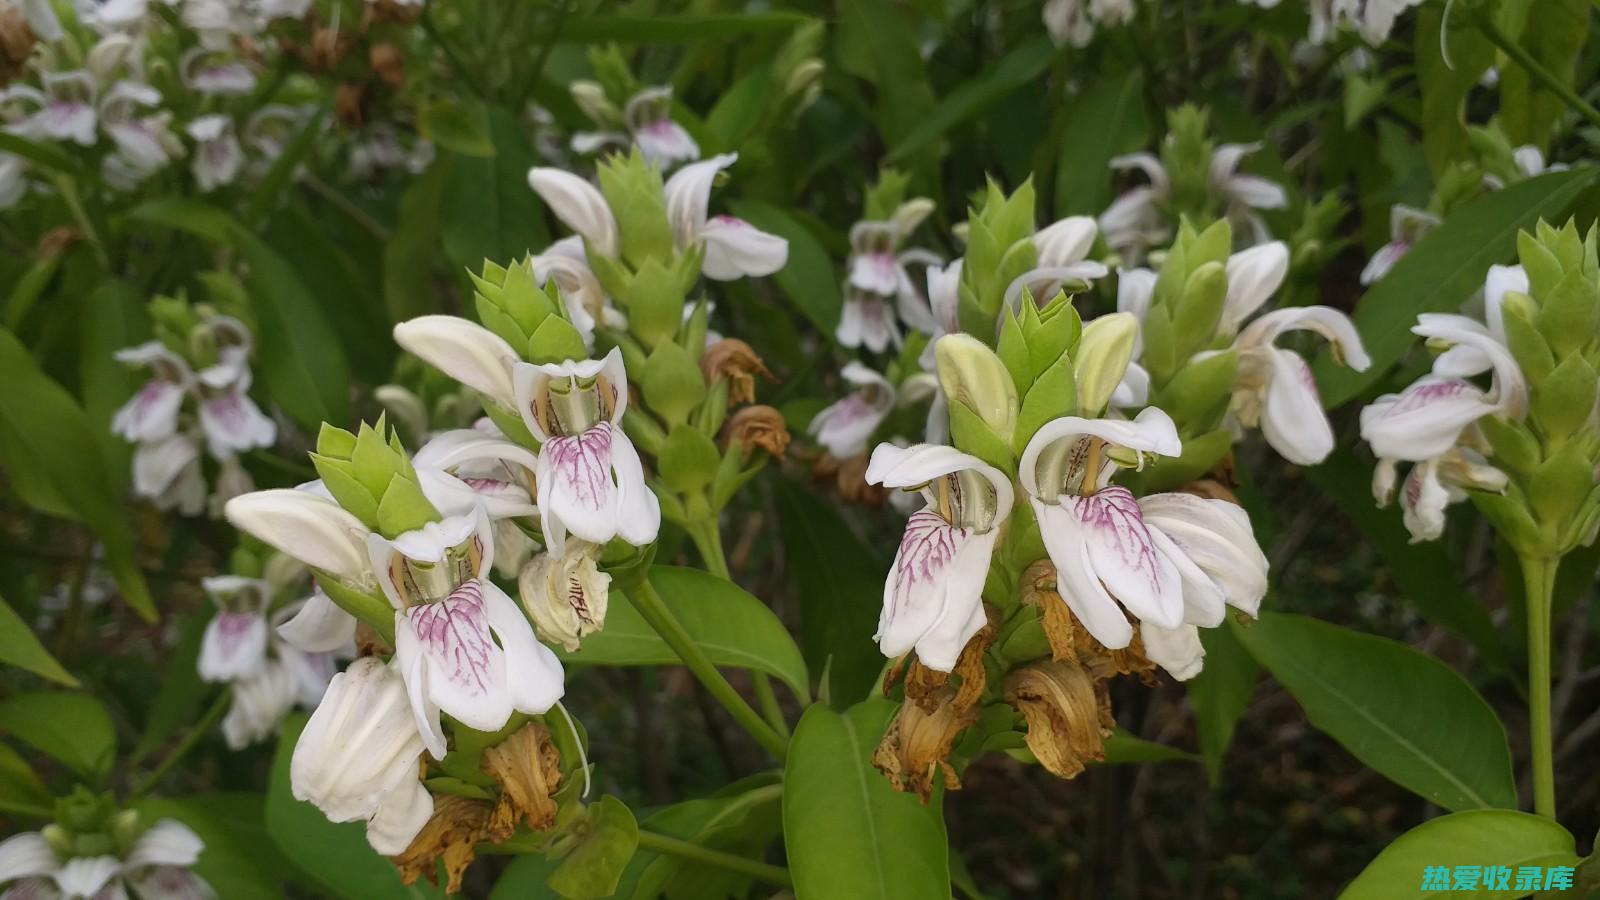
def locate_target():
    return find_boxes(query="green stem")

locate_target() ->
[620,577,788,761]
[635,829,792,887]
[1477,15,1600,133]
[52,175,110,269]
[130,690,231,799]
[686,519,793,734]
[1521,555,1558,819]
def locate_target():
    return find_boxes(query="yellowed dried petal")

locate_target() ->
[392,795,494,894]
[370,43,406,89]
[721,405,791,460]
[1020,560,1155,681]
[334,82,366,127]
[1003,661,1114,781]
[831,452,889,507]
[872,688,977,803]
[903,608,996,714]
[481,723,563,837]
[702,338,775,405]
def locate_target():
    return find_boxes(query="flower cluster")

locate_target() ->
[111,304,276,516]
[1100,105,1287,262]
[836,169,942,353]
[856,181,1273,797]
[196,549,352,749]
[1042,0,1136,48]
[1361,221,1600,551]
[0,793,210,900]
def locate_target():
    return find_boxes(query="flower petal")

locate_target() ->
[876,511,993,672]
[1033,499,1133,649]
[292,657,428,814]
[482,581,565,714]
[1140,622,1205,680]
[1219,242,1289,336]
[1359,376,1498,462]
[365,776,432,856]
[0,832,57,883]
[663,152,736,249]
[536,423,622,549]
[526,168,619,258]
[700,215,788,280]
[606,426,661,549]
[1138,493,1268,617]
[393,316,520,410]
[397,580,512,735]
[276,589,359,654]
[1017,407,1181,497]
[224,489,371,579]
[198,610,268,683]
[864,442,1015,523]
[112,380,185,443]
[1033,216,1098,267]
[1065,485,1184,630]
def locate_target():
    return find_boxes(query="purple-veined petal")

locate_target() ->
[536,423,619,549]
[1033,498,1135,649]
[397,580,512,737]
[606,426,661,549]
[1359,376,1498,462]
[197,610,269,683]
[1065,485,1184,630]
[112,380,185,443]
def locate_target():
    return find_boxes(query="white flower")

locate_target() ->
[74,0,150,32]
[1359,315,1528,463]
[112,342,193,443]
[412,428,540,520]
[1043,0,1134,47]
[1374,447,1508,543]
[15,0,62,42]
[1100,145,1287,258]
[291,656,432,855]
[133,432,207,516]
[197,575,271,682]
[865,442,1014,671]
[222,657,298,749]
[0,819,212,900]
[1230,305,1370,465]
[518,539,611,652]
[187,114,243,191]
[0,153,27,209]
[180,48,256,96]
[1361,204,1439,285]
[1018,408,1187,650]
[393,315,521,410]
[197,373,276,458]
[808,362,896,458]
[513,348,660,554]
[97,82,180,185]
[664,153,788,280]
[837,291,901,353]
[276,585,359,653]
[5,72,98,146]
[368,508,566,758]
[624,86,698,168]
[529,236,617,342]
[837,211,944,351]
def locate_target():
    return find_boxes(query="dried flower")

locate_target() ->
[1003,661,1114,780]
[392,795,496,894]
[871,686,976,802]
[721,405,790,460]
[701,338,773,405]
[482,722,563,836]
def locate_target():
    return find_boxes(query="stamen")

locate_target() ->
[553,701,591,799]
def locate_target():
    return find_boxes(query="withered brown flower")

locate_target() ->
[1020,560,1156,682]
[891,607,996,716]
[812,452,889,506]
[0,5,36,87]
[481,722,563,837]
[1003,661,1114,780]
[392,795,496,893]
[721,405,791,460]
[701,338,774,405]
[872,686,977,803]
[369,43,406,89]
[334,82,366,127]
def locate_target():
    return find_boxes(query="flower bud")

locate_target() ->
[569,80,619,125]
[393,315,521,410]
[518,545,611,653]
[311,419,440,538]
[223,489,371,580]
[595,151,674,268]
[468,258,564,352]
[1073,313,1139,415]
[935,334,1019,448]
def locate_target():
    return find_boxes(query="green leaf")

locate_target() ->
[775,479,888,705]
[0,691,116,781]
[784,700,950,900]
[1314,167,1597,407]
[385,161,449,326]
[546,796,639,899]
[1416,5,1492,174]
[245,103,327,227]
[888,38,1057,162]
[79,279,150,496]
[558,566,810,702]
[0,328,155,621]
[1498,0,1587,152]
[137,793,289,900]
[727,200,842,333]
[1233,613,1516,812]
[128,199,350,429]
[266,715,444,900]
[1053,70,1149,216]
[1339,810,1577,899]
[0,741,52,811]
[1186,623,1258,784]
[441,106,549,272]
[0,132,85,177]
[1305,450,1504,668]
[0,592,77,686]
[1100,729,1199,765]
[557,13,815,43]
[418,97,494,157]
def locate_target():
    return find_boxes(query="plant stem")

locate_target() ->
[1521,554,1558,819]
[635,829,792,887]
[130,690,230,800]
[1477,15,1600,133]
[620,577,788,762]
[686,518,793,733]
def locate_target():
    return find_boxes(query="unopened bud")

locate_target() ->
[935,333,1019,444]
[518,544,610,653]
[1073,313,1139,415]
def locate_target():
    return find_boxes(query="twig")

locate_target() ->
[130,690,230,799]
[635,829,791,887]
